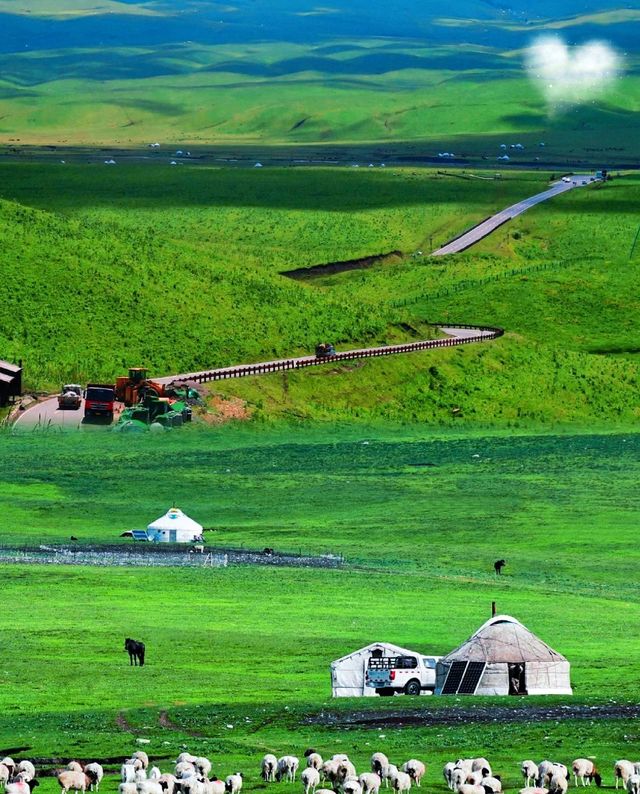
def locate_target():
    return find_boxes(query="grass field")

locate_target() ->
[1,164,639,427]
[1,425,640,781]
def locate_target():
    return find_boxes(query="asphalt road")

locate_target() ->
[432,175,595,256]
[14,326,497,429]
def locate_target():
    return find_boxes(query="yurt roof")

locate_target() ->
[147,507,203,533]
[332,641,422,666]
[441,615,567,664]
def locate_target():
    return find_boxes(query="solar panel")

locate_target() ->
[458,662,486,694]
[131,530,150,541]
[441,661,467,694]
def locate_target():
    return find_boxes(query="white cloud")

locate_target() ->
[525,35,622,111]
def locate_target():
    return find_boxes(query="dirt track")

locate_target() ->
[306,702,640,728]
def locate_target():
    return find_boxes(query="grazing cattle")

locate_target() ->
[125,638,145,666]
[494,559,506,575]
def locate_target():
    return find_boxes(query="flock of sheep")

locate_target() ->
[4,752,640,794]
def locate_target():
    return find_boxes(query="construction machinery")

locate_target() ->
[58,384,82,410]
[115,367,170,406]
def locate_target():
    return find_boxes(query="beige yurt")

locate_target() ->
[146,507,203,543]
[436,614,572,696]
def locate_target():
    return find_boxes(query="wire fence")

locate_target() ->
[0,545,345,570]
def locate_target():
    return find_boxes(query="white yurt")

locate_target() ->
[146,507,203,543]
[331,641,422,697]
[435,614,572,696]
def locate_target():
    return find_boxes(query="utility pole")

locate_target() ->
[630,224,640,260]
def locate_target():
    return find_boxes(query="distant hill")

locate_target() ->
[0,1,637,147]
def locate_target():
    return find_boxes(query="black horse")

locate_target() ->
[494,559,506,575]
[124,637,145,666]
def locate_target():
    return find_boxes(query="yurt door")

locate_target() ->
[170,530,177,542]
[508,663,527,695]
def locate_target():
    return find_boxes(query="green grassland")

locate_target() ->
[1,164,639,427]
[1,426,640,776]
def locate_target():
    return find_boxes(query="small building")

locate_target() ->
[435,614,572,696]
[0,359,22,407]
[331,641,424,697]
[146,507,204,543]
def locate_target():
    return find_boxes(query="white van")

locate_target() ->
[365,654,440,696]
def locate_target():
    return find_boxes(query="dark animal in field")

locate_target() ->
[304,750,318,758]
[262,547,274,556]
[124,637,145,666]
[70,536,78,541]
[494,559,506,575]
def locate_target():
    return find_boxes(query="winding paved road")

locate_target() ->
[432,175,594,256]
[13,325,500,429]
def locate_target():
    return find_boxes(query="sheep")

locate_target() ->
[322,762,341,788]
[359,774,381,794]
[466,773,484,787]
[58,772,90,794]
[451,769,467,792]
[225,774,243,794]
[158,776,178,794]
[85,764,104,792]
[67,764,84,774]
[6,782,39,794]
[617,764,636,790]
[391,772,411,794]
[572,761,601,788]
[149,770,162,783]
[133,754,150,771]
[177,777,202,794]
[456,762,474,774]
[16,762,36,782]
[548,774,569,794]
[302,768,320,794]
[539,764,566,789]
[278,758,300,784]
[443,764,456,790]
[519,789,548,794]
[481,778,502,794]
[383,767,399,790]
[120,785,137,794]
[206,781,225,794]
[522,763,539,788]
[316,790,335,794]
[2,760,16,778]
[372,756,389,782]
[177,757,197,767]
[634,767,640,778]
[262,756,279,783]
[338,763,358,786]
[457,786,484,794]
[401,762,425,788]
[195,761,212,780]
[626,777,640,794]
[0,764,11,787]
[135,770,148,784]
[333,758,350,765]
[472,761,492,779]
[176,765,197,780]
[307,756,324,772]
[344,781,362,794]
[123,767,138,784]
[137,782,163,794]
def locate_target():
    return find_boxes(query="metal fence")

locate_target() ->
[172,324,504,386]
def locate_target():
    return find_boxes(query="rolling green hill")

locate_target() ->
[1,163,639,428]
